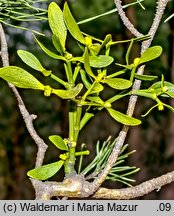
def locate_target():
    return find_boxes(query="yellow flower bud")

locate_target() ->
[162,86,168,92]
[65,52,73,60]
[59,153,68,161]
[133,58,140,67]
[158,103,164,111]
[85,37,92,46]
[104,102,112,108]
[44,85,52,96]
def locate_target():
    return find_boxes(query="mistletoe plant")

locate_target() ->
[0,2,174,185]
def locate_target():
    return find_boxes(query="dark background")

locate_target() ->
[0,0,174,199]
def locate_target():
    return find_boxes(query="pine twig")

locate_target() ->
[93,170,174,199]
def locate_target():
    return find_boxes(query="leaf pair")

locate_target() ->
[27,135,67,180]
[85,95,141,126]
[48,2,85,53]
[117,45,163,71]
[84,48,132,90]
[0,66,83,99]
[49,2,114,69]
[149,81,174,98]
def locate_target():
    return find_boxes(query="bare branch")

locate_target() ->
[29,170,174,200]
[143,0,170,49]
[0,23,47,167]
[114,0,143,37]
[93,170,174,199]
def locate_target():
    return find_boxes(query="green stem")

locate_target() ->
[50,74,68,87]
[130,89,156,99]
[107,92,130,104]
[74,105,82,142]
[80,112,94,130]
[107,69,127,79]
[65,102,83,175]
[64,101,76,175]
[130,66,137,82]
[73,65,81,82]
[69,102,75,142]
[82,81,96,100]
[66,60,74,85]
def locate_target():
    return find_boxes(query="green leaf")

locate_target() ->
[80,112,94,130]
[90,82,104,94]
[149,81,174,98]
[34,35,66,60]
[139,46,163,64]
[27,160,64,180]
[103,78,132,90]
[52,35,65,55]
[134,74,158,81]
[84,48,95,78]
[49,135,68,151]
[48,2,67,49]
[80,69,92,89]
[0,66,44,90]
[52,83,83,99]
[17,50,44,71]
[63,2,85,44]
[87,96,104,104]
[99,34,112,52]
[89,55,114,68]
[107,108,141,126]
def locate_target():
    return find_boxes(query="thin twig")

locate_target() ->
[114,0,143,37]
[93,170,174,199]
[0,23,47,167]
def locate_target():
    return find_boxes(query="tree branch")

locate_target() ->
[93,170,174,199]
[0,23,47,167]
[29,169,174,200]
[114,0,143,37]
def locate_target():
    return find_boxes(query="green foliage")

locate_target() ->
[81,137,139,186]
[48,2,67,50]
[0,66,44,90]
[17,50,45,72]
[1,1,173,183]
[107,108,141,126]
[63,2,85,44]
[52,84,83,99]
[49,135,68,151]
[89,55,114,68]
[0,0,48,34]
[139,46,163,64]
[27,160,64,180]
[103,78,132,90]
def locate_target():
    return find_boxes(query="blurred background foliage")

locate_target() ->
[0,0,174,199]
